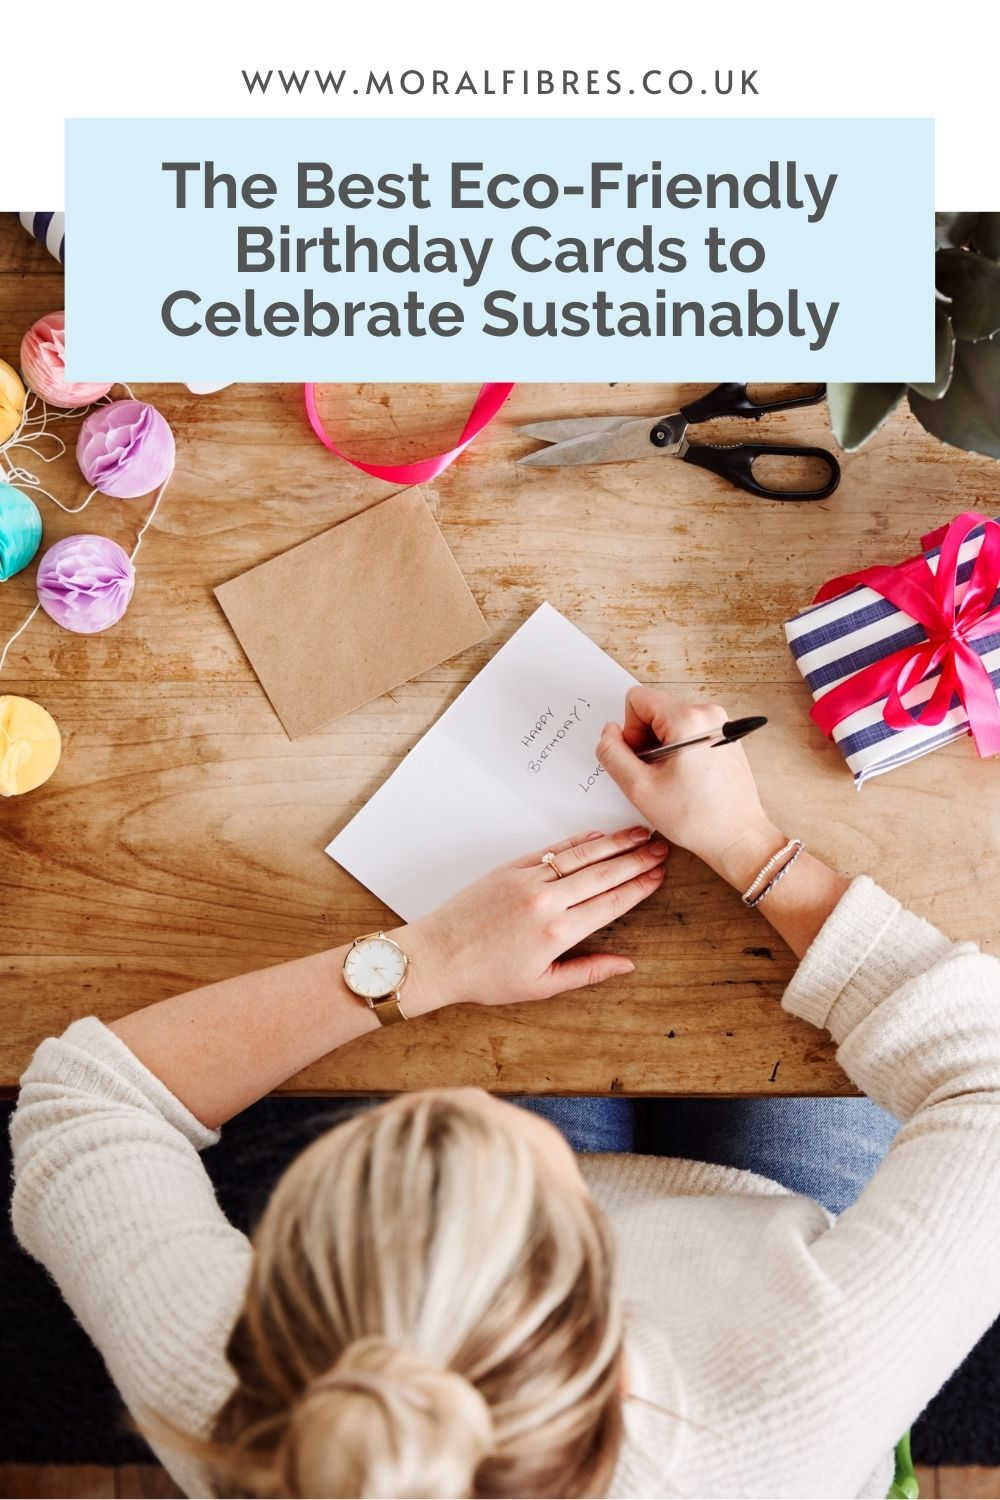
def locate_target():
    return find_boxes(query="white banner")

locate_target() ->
[3,0,998,208]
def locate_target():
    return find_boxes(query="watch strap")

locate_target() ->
[371,995,407,1026]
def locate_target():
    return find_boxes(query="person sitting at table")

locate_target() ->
[10,688,1000,1500]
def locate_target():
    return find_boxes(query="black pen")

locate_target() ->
[636,715,768,764]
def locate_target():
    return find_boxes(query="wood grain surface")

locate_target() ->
[2,213,998,1096]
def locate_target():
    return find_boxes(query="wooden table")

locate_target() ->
[2,215,998,1097]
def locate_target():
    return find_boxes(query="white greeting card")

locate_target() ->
[326,603,641,919]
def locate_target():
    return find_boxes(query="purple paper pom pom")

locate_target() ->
[36,534,135,634]
[76,399,175,499]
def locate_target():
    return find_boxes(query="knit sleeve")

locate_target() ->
[10,1017,251,1491]
[696,877,1000,1497]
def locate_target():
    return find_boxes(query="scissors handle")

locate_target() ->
[682,442,841,501]
[679,382,827,425]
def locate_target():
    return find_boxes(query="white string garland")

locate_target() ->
[0,602,40,674]
[0,393,89,508]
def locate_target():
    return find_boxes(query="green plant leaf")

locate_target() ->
[935,212,980,249]
[909,332,1000,460]
[935,248,1000,340]
[970,213,1000,262]
[827,384,906,451]
[910,304,955,399]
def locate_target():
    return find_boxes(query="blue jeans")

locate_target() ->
[516,1096,897,1216]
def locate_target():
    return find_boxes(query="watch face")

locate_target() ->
[344,937,407,1000]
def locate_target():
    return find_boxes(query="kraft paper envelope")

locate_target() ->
[326,603,641,920]
[214,490,488,738]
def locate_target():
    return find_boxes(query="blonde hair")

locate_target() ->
[202,1089,625,1498]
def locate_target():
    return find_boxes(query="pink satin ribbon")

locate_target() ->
[304,382,514,484]
[811,512,1000,756]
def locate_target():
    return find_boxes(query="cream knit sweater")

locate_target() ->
[10,877,1000,1499]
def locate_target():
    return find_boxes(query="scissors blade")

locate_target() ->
[519,415,676,468]
[517,416,643,442]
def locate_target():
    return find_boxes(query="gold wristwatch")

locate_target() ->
[342,931,410,1025]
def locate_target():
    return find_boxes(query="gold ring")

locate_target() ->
[541,851,565,878]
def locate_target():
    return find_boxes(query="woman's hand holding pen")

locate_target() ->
[595,687,784,892]
[596,686,849,956]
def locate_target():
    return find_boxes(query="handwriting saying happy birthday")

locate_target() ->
[521,697,607,792]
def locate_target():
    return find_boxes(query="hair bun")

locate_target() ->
[282,1336,493,1498]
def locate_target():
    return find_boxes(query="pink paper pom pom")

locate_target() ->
[36,534,135,634]
[20,312,113,409]
[76,399,175,499]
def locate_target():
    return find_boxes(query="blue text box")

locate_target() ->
[65,117,934,382]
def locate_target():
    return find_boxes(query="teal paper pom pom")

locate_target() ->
[0,483,42,582]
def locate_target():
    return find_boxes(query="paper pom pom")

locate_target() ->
[0,694,61,796]
[0,358,26,445]
[20,311,112,410]
[0,482,43,581]
[36,534,135,634]
[77,399,175,498]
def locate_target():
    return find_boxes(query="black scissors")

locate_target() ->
[517,382,841,501]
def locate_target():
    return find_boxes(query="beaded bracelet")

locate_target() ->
[741,838,805,909]
[748,841,805,907]
[740,838,797,904]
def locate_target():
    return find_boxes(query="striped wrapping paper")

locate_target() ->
[18,211,65,264]
[785,517,1000,786]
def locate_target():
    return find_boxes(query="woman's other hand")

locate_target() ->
[595,688,783,890]
[399,825,667,1013]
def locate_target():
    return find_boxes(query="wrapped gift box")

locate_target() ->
[785,512,1000,786]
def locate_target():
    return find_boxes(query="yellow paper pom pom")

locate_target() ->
[0,695,62,796]
[0,358,26,446]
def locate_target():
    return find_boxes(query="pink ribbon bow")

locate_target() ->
[810,511,1000,757]
[304,382,514,484]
